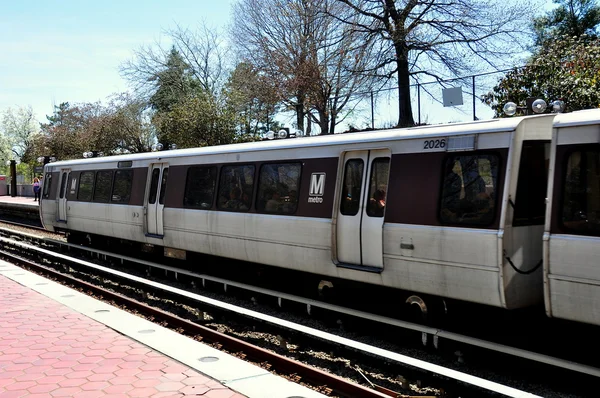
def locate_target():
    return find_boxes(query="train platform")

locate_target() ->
[0,260,326,398]
[0,195,39,209]
[0,196,39,222]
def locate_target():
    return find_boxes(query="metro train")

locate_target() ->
[38,108,600,327]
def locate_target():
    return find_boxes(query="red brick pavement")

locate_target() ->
[0,274,246,397]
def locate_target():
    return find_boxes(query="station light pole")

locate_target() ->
[6,160,18,197]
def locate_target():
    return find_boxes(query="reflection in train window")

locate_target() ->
[43,173,52,199]
[366,158,390,218]
[112,169,133,203]
[562,148,600,235]
[77,171,94,201]
[256,163,301,214]
[217,165,254,211]
[184,166,217,209]
[93,171,113,203]
[340,159,364,216]
[439,154,499,226]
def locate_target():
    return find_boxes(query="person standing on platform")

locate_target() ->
[32,177,40,202]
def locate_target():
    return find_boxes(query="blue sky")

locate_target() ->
[0,0,234,123]
[0,1,556,128]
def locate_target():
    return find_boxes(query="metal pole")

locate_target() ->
[417,84,421,125]
[472,75,476,121]
[370,91,374,129]
[10,160,16,197]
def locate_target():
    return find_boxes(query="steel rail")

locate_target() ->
[13,231,600,380]
[0,236,543,398]
[0,244,390,398]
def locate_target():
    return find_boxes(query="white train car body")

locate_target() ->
[39,113,560,311]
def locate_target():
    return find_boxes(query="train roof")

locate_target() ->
[553,108,600,128]
[48,113,552,167]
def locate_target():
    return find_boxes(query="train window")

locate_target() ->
[148,168,160,204]
[77,171,94,201]
[340,159,364,216]
[366,158,390,218]
[93,171,113,203]
[112,169,133,203]
[158,168,169,205]
[513,141,549,226]
[561,148,600,235]
[59,173,68,199]
[439,154,499,226]
[42,173,52,199]
[217,164,254,211]
[256,163,301,214]
[184,166,217,209]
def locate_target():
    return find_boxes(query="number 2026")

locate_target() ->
[423,139,446,150]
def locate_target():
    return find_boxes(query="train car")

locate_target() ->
[544,109,600,326]
[39,112,557,314]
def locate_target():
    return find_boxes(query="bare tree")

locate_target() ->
[120,21,227,99]
[332,0,537,127]
[231,0,376,134]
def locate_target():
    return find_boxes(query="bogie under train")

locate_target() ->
[39,109,600,327]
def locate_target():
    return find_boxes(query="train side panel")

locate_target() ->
[545,110,600,325]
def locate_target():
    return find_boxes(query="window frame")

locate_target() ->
[183,165,218,210]
[558,144,600,237]
[93,170,113,203]
[42,172,53,199]
[365,157,390,218]
[111,169,134,204]
[216,164,255,212]
[256,162,303,215]
[437,151,502,227]
[512,140,550,227]
[340,158,365,216]
[77,171,95,202]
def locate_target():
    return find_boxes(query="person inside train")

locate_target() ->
[224,186,248,210]
[265,190,283,212]
[368,188,386,217]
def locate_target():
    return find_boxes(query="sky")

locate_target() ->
[0,0,234,123]
[0,0,554,130]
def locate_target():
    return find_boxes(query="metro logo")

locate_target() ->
[309,173,325,196]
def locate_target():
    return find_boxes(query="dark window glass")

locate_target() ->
[217,165,254,211]
[513,141,550,226]
[439,154,499,226]
[43,173,52,199]
[112,169,133,203]
[59,173,68,199]
[158,168,169,205]
[184,166,217,209]
[366,158,390,218]
[340,159,364,216]
[77,171,94,201]
[148,168,160,204]
[93,171,113,203]
[561,148,600,235]
[257,163,302,214]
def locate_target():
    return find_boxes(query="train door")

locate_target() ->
[145,163,169,237]
[336,150,390,269]
[57,169,70,222]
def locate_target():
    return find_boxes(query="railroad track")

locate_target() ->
[0,217,46,231]
[0,226,594,397]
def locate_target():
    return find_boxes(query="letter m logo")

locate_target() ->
[309,173,325,196]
